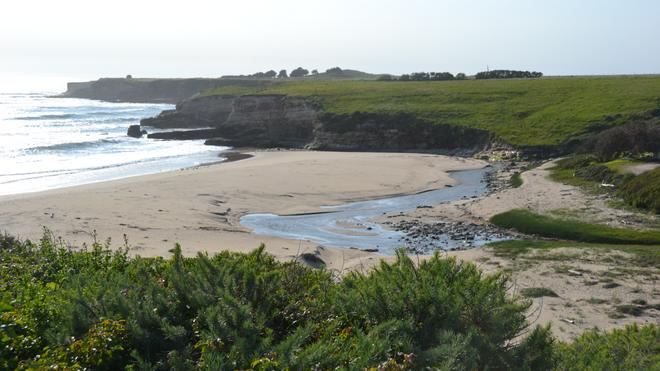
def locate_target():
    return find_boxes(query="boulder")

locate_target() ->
[127,125,143,138]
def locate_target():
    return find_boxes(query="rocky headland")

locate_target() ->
[139,94,493,153]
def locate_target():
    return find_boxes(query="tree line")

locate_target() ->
[378,72,467,81]
[226,66,342,79]
[378,69,543,82]
[475,70,543,79]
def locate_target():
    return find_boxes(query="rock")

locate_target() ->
[147,129,220,140]
[127,125,143,138]
[139,94,491,152]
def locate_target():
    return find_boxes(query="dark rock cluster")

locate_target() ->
[385,219,514,254]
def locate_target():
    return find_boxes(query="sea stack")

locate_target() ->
[127,124,145,138]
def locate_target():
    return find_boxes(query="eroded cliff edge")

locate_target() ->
[140,94,492,153]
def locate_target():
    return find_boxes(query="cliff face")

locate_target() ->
[143,95,318,147]
[310,112,490,152]
[59,78,268,104]
[139,95,492,152]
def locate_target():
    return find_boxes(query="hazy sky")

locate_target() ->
[1,0,658,91]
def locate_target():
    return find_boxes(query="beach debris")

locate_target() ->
[567,269,583,276]
[560,318,575,325]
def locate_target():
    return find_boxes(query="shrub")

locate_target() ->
[584,120,660,161]
[554,324,660,370]
[510,172,523,187]
[0,232,555,370]
[617,167,660,213]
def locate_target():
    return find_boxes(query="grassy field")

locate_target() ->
[202,76,660,146]
[490,209,660,246]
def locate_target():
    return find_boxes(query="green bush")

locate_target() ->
[510,172,523,187]
[617,167,660,213]
[490,209,660,245]
[0,232,556,370]
[554,324,659,371]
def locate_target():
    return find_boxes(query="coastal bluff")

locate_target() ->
[59,78,267,104]
[141,94,492,152]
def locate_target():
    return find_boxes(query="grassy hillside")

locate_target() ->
[202,76,660,146]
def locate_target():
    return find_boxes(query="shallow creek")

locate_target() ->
[240,167,504,255]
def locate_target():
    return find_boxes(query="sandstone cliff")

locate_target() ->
[140,94,492,152]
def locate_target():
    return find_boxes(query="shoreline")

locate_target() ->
[0,150,486,272]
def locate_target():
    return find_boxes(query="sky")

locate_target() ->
[1,0,658,92]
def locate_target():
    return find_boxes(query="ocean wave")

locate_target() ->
[13,111,140,121]
[14,113,80,120]
[25,138,126,152]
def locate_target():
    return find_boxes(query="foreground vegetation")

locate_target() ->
[202,76,660,146]
[2,233,657,369]
[1,232,555,370]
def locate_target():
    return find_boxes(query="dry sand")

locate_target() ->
[0,150,485,272]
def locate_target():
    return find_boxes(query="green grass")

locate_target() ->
[602,159,644,174]
[491,209,660,246]
[520,287,559,298]
[201,76,660,146]
[510,172,523,187]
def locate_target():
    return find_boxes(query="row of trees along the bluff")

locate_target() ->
[378,69,543,81]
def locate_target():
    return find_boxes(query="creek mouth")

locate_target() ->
[240,167,510,255]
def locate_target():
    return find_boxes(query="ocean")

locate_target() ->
[0,93,225,196]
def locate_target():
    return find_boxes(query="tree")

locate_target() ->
[311,69,319,75]
[277,69,288,78]
[455,72,467,80]
[475,69,543,79]
[377,74,393,81]
[264,70,277,78]
[290,67,309,78]
[125,74,133,79]
[325,67,343,74]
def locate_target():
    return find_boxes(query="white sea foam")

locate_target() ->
[0,93,226,196]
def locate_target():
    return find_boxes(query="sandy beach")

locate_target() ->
[0,150,485,271]
[1,150,656,341]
